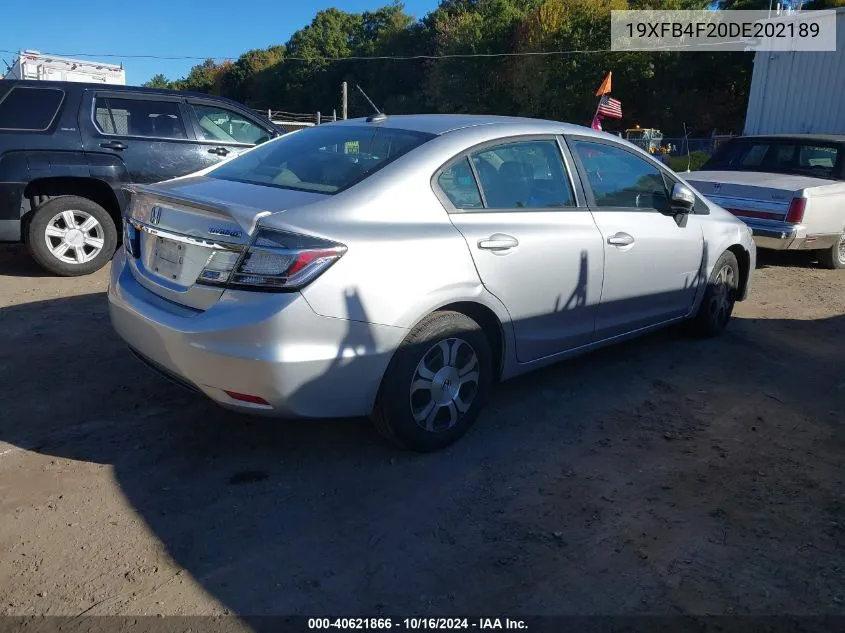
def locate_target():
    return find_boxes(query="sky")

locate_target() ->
[0,0,440,86]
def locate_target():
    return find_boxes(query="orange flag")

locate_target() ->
[595,72,612,97]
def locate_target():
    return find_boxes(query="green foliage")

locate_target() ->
[143,74,171,89]
[667,150,711,172]
[158,0,753,134]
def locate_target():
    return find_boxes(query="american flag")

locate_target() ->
[597,95,622,119]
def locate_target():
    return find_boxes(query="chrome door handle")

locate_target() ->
[478,234,519,251]
[607,232,635,247]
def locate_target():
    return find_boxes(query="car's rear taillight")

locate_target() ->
[123,220,139,258]
[785,197,806,224]
[197,228,346,292]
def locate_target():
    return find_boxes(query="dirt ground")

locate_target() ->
[0,244,843,619]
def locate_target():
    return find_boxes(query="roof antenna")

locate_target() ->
[356,84,386,122]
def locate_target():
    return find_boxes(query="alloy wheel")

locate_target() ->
[44,210,105,265]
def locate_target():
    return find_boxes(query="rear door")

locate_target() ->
[438,136,605,363]
[183,99,276,171]
[81,90,209,183]
[566,136,704,340]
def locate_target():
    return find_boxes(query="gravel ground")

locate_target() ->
[0,245,843,619]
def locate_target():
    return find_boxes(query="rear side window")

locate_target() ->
[469,139,575,209]
[210,125,434,194]
[0,87,64,131]
[438,158,483,209]
[94,97,187,140]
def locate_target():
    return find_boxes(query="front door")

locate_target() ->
[183,100,275,172]
[82,91,209,183]
[437,137,605,363]
[567,137,704,340]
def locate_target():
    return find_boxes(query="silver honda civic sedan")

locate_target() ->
[108,114,756,451]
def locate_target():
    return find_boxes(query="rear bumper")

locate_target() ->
[107,249,406,418]
[742,219,839,252]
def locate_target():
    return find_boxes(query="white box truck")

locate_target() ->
[3,50,126,85]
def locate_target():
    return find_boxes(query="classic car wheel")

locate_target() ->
[372,310,493,452]
[817,233,845,270]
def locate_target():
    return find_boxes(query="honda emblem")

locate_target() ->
[150,206,162,225]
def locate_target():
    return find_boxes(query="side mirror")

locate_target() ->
[670,183,696,213]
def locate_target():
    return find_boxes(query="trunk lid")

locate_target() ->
[684,170,830,222]
[125,176,328,310]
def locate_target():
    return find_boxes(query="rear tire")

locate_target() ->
[27,196,117,276]
[372,310,493,452]
[686,250,739,338]
[817,233,845,270]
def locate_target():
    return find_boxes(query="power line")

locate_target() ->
[0,47,618,64]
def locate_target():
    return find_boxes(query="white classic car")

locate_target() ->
[686,135,845,269]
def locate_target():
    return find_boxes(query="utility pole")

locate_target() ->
[341,81,348,120]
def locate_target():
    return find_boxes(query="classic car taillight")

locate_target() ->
[785,198,806,224]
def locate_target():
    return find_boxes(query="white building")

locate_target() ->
[743,7,845,135]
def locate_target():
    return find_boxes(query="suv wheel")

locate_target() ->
[27,196,117,276]
[817,233,845,270]
[372,311,493,452]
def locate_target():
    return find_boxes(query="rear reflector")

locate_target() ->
[785,198,806,224]
[224,391,270,406]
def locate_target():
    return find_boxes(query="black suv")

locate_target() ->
[0,80,280,275]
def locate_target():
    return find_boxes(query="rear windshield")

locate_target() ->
[0,86,65,131]
[209,124,435,194]
[701,139,842,180]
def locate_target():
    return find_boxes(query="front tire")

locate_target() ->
[817,233,845,270]
[372,311,493,452]
[686,250,739,338]
[26,196,117,277]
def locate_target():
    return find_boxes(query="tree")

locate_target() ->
[176,59,224,94]
[148,0,756,135]
[143,74,171,89]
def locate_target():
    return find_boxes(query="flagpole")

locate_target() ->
[591,97,602,129]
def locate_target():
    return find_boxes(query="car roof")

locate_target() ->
[735,134,845,144]
[328,113,596,137]
[1,79,249,110]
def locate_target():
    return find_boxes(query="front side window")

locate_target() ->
[94,97,187,140]
[0,87,64,131]
[191,104,269,145]
[469,140,575,209]
[571,140,670,211]
[210,124,434,194]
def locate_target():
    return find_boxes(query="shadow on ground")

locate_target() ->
[755,248,826,270]
[0,291,843,618]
